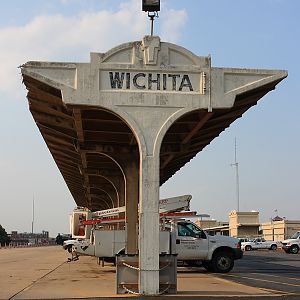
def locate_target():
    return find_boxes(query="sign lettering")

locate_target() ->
[108,72,194,92]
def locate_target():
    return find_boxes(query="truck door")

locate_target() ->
[255,238,263,249]
[176,221,209,259]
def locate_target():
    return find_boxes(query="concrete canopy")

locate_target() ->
[21,36,287,210]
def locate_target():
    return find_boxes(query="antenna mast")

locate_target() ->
[231,138,240,212]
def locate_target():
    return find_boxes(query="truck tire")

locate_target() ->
[270,244,277,251]
[290,245,299,254]
[67,245,73,253]
[245,245,252,251]
[210,251,234,273]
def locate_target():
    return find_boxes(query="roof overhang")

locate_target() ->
[21,37,287,211]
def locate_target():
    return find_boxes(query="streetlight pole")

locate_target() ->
[31,195,34,234]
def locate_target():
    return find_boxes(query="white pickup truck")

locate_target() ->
[281,231,300,254]
[65,219,243,273]
[241,237,279,251]
[170,220,243,272]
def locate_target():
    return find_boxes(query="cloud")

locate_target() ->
[160,8,187,43]
[0,0,187,99]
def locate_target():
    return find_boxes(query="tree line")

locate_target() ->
[0,224,11,246]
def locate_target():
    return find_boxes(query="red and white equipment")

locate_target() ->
[82,210,198,226]
[71,195,193,238]
[79,195,193,226]
[159,194,191,213]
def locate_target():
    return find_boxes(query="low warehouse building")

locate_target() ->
[261,219,300,241]
[229,211,260,238]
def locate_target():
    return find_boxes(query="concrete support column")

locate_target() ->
[139,155,160,295]
[124,158,139,254]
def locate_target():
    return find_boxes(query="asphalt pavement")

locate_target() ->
[216,250,300,297]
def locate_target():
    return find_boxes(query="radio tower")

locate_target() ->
[231,138,240,212]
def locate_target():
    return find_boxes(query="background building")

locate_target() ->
[229,211,260,238]
[197,211,300,241]
[195,219,229,236]
[261,219,300,241]
[196,211,260,238]
[9,230,52,245]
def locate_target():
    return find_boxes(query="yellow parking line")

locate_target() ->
[224,273,300,288]
[258,287,294,295]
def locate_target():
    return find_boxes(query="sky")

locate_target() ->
[0,0,299,237]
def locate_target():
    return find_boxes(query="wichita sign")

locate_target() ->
[105,71,205,93]
[96,35,208,95]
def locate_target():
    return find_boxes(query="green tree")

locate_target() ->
[0,224,10,246]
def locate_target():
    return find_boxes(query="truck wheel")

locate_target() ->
[290,245,299,254]
[270,244,277,251]
[67,245,73,253]
[211,251,234,273]
[202,260,213,272]
[245,245,252,251]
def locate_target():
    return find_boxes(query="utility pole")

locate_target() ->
[231,138,240,212]
[31,195,34,234]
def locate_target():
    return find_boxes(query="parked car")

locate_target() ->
[56,234,73,246]
[238,237,250,243]
[241,237,279,251]
[281,231,300,254]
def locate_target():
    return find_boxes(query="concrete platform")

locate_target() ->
[0,246,281,299]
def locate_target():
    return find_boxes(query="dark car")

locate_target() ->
[56,234,72,245]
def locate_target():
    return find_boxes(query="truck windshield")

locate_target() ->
[291,232,300,239]
[178,222,206,239]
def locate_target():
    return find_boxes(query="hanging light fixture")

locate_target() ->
[142,0,160,36]
[142,0,160,12]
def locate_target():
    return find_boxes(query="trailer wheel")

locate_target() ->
[210,251,234,273]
